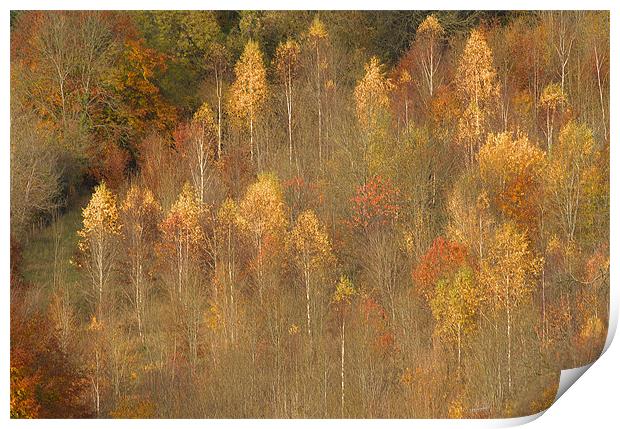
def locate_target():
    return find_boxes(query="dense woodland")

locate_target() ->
[10,10,609,418]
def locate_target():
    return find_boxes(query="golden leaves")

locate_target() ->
[228,40,268,123]
[121,185,161,221]
[546,121,599,241]
[333,275,355,305]
[479,132,546,227]
[78,182,121,253]
[456,29,498,102]
[539,83,566,109]
[288,209,334,272]
[430,266,480,343]
[354,56,394,134]
[160,182,204,248]
[274,38,301,83]
[417,14,444,38]
[192,101,217,131]
[480,222,542,309]
[308,16,328,41]
[455,29,499,154]
[237,173,288,246]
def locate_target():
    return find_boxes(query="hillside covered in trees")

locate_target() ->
[10,10,609,418]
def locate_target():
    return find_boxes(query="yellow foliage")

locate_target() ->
[480,222,542,309]
[160,182,204,246]
[193,101,217,131]
[479,131,546,225]
[88,316,103,332]
[539,83,566,110]
[205,304,222,331]
[455,29,499,156]
[417,14,445,37]
[580,316,604,341]
[228,40,268,125]
[546,121,598,242]
[288,324,300,335]
[78,182,121,253]
[333,275,355,305]
[354,56,394,134]
[274,39,301,83]
[288,210,334,273]
[448,398,465,418]
[308,15,328,40]
[430,266,480,344]
[237,173,288,248]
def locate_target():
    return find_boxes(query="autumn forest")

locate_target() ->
[9,10,609,418]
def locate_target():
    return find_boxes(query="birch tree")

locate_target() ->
[120,185,161,340]
[228,40,268,165]
[546,121,597,243]
[455,29,499,164]
[332,275,356,418]
[430,266,479,373]
[288,209,334,338]
[206,42,230,159]
[78,182,121,319]
[308,16,329,167]
[538,83,566,150]
[414,14,445,99]
[480,222,541,394]
[274,39,301,164]
[189,102,217,203]
[237,173,288,304]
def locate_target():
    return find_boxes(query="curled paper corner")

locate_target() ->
[542,272,617,417]
[491,365,594,428]
[554,364,593,403]
[490,411,545,427]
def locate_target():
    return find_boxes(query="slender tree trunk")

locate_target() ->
[507,303,512,394]
[287,64,294,164]
[250,116,254,161]
[457,326,462,375]
[341,317,345,418]
[216,69,223,159]
[305,268,311,338]
[94,348,101,417]
[594,46,608,141]
[316,43,323,168]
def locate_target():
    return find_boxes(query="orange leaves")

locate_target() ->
[349,175,401,232]
[88,142,131,191]
[413,236,468,301]
[11,290,90,418]
[111,38,177,136]
[479,132,546,230]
